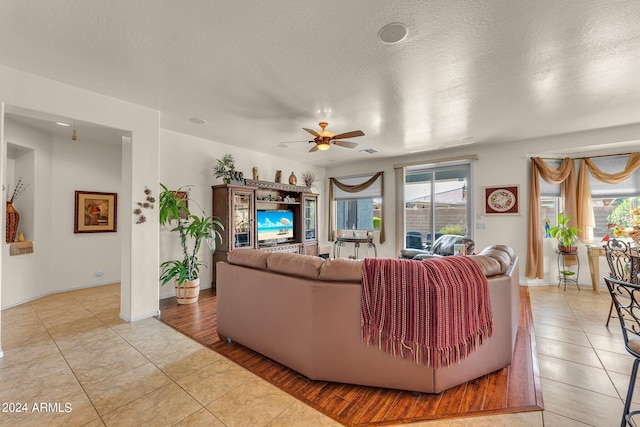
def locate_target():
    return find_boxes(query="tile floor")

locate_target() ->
[0,283,634,426]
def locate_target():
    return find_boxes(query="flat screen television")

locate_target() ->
[257,209,294,244]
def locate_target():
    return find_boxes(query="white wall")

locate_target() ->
[49,134,122,290]
[158,129,326,298]
[325,122,640,286]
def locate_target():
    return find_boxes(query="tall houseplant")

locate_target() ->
[159,183,223,304]
[548,212,580,253]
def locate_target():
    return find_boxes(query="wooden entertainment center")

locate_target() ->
[211,179,318,285]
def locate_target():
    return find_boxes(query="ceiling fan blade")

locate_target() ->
[333,140,358,149]
[332,130,364,140]
[303,127,321,138]
[308,144,319,152]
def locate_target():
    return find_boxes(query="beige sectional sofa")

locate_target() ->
[216,246,520,393]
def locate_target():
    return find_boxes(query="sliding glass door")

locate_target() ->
[404,163,471,249]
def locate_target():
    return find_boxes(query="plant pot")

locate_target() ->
[558,244,577,253]
[175,278,200,304]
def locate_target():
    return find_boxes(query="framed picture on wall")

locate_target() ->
[173,190,189,219]
[74,191,118,233]
[483,185,519,215]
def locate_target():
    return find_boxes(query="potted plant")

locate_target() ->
[159,183,223,304]
[212,154,237,183]
[548,212,581,253]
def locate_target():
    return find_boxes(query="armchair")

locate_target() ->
[400,234,475,260]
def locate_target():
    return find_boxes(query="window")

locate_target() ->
[540,155,640,240]
[587,155,640,238]
[402,162,472,248]
[333,174,382,231]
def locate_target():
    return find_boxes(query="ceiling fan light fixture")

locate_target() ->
[317,142,331,151]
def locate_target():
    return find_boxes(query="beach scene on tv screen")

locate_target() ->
[258,210,293,240]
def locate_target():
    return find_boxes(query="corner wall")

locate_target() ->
[0,65,160,325]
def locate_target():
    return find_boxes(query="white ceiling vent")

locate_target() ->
[359,148,378,154]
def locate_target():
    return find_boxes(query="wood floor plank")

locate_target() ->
[379,392,420,423]
[407,392,442,419]
[458,375,489,413]
[483,367,510,410]
[158,286,543,425]
[352,388,401,424]
[336,387,381,424]
[432,383,465,416]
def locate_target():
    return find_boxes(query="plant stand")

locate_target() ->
[557,250,580,291]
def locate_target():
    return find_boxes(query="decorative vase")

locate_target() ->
[275,170,282,183]
[289,172,297,185]
[175,278,200,304]
[6,201,19,243]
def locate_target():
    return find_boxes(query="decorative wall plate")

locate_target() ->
[487,189,516,212]
[483,185,519,215]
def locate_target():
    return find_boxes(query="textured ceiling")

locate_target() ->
[1,0,639,166]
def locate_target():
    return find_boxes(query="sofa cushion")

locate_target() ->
[267,252,325,280]
[319,258,363,282]
[227,248,270,270]
[476,245,514,273]
[469,255,503,277]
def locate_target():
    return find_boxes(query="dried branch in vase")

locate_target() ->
[301,170,317,189]
[8,177,29,202]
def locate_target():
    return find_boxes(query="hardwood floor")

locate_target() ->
[158,286,542,426]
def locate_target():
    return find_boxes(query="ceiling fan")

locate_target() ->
[302,122,365,152]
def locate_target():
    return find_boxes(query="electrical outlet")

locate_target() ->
[476,222,486,229]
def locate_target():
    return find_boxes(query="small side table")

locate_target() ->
[557,250,580,291]
[333,236,377,259]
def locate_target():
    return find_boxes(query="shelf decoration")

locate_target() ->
[483,185,519,215]
[6,177,28,243]
[301,169,317,190]
[213,154,243,184]
[133,187,155,224]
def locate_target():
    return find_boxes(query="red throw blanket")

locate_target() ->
[361,256,493,368]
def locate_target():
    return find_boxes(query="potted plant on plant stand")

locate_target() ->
[159,183,223,304]
[548,212,581,253]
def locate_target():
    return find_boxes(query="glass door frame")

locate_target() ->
[403,161,473,249]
